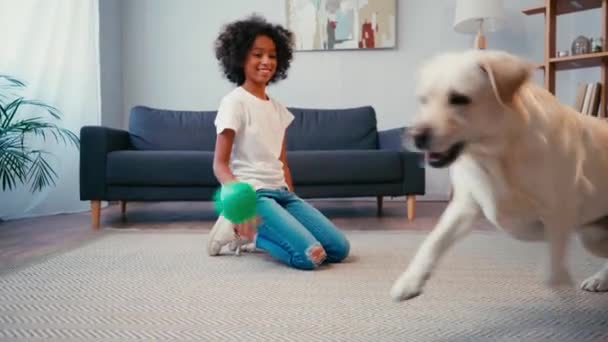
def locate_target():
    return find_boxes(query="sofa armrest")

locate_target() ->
[379,127,425,195]
[79,126,131,200]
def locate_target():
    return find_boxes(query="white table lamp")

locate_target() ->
[454,0,505,49]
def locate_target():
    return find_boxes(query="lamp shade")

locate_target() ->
[454,0,505,33]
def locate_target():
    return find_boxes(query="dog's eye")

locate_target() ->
[448,92,471,106]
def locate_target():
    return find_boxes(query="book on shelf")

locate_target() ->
[573,82,602,116]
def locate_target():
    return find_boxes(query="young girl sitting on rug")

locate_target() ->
[207,14,350,270]
[208,16,350,270]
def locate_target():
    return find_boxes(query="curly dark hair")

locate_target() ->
[214,14,294,85]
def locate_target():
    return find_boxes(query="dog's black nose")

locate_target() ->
[413,128,432,149]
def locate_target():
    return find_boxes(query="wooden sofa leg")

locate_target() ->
[376,196,383,216]
[91,200,101,230]
[406,196,416,222]
[120,201,127,218]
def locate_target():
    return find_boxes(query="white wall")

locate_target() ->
[99,0,123,129]
[99,0,601,200]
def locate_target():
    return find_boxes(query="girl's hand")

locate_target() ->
[234,216,260,240]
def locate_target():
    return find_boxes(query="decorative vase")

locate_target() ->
[571,35,591,55]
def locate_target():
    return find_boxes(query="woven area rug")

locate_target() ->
[0,230,606,341]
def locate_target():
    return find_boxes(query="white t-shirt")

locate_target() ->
[214,86,295,190]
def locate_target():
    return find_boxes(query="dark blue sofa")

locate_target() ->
[80,105,425,229]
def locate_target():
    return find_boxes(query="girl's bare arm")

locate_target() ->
[213,129,237,184]
[279,133,294,192]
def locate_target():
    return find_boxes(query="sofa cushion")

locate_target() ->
[129,106,217,151]
[286,106,378,151]
[106,151,218,186]
[287,150,402,185]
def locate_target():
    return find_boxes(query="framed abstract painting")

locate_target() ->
[285,0,397,51]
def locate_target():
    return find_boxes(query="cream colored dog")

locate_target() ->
[390,49,608,301]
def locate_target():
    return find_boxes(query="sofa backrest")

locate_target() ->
[128,105,379,151]
[129,106,217,151]
[286,106,378,150]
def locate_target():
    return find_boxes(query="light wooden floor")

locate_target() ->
[0,199,494,272]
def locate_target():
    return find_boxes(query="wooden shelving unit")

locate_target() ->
[550,51,608,70]
[523,0,608,117]
[523,0,603,15]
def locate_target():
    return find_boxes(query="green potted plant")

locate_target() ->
[0,74,79,193]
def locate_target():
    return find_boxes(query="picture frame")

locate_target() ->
[285,0,397,51]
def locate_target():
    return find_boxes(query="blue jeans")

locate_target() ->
[254,188,350,270]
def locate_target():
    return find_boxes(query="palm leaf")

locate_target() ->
[0,75,79,192]
[26,150,57,192]
[0,75,26,104]
[58,127,80,147]
[1,97,23,128]
[0,103,6,120]
[0,148,30,191]
[2,98,63,127]
[2,119,79,148]
[0,133,22,150]
[5,98,62,120]
[20,99,62,119]
[0,75,26,88]
[5,118,73,139]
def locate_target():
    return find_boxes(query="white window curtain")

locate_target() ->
[0,0,101,220]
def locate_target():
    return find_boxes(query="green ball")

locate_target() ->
[213,181,257,223]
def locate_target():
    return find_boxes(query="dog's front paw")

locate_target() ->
[581,273,608,292]
[390,272,426,302]
[545,269,574,289]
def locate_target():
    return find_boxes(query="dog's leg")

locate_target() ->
[543,217,576,288]
[579,223,608,292]
[581,263,608,292]
[390,196,479,301]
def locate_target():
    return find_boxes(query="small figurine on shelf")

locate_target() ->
[592,37,604,52]
[572,35,591,55]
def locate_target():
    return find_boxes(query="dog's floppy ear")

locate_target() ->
[478,51,534,105]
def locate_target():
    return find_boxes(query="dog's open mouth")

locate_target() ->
[427,142,465,168]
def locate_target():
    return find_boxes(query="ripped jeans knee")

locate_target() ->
[292,243,327,270]
[307,244,327,265]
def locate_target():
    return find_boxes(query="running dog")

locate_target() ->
[390,49,608,301]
